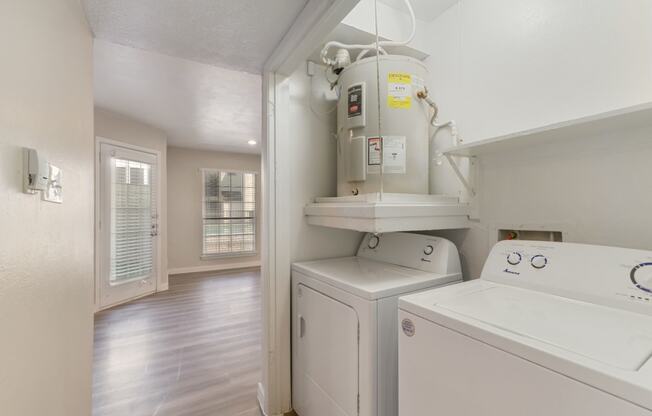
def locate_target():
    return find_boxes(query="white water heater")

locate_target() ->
[337,55,430,196]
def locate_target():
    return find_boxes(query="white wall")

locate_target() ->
[342,0,432,54]
[432,127,652,279]
[94,107,169,289]
[167,146,261,274]
[427,0,652,143]
[424,0,652,278]
[0,1,94,415]
[262,64,363,414]
[287,66,362,263]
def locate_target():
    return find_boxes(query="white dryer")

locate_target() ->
[292,232,462,416]
[399,240,652,416]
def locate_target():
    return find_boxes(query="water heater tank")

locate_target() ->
[337,55,429,196]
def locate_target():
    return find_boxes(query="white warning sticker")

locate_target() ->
[367,137,382,166]
[367,136,406,174]
[383,136,407,173]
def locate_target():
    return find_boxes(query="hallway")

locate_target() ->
[93,270,262,416]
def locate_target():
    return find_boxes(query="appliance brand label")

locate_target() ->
[401,318,415,337]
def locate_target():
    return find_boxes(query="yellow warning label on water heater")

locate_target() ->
[387,72,412,109]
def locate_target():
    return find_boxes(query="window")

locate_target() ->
[202,169,256,257]
[111,158,155,282]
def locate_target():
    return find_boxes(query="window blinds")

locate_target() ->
[202,170,256,256]
[110,158,155,282]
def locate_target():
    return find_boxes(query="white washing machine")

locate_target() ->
[292,232,462,416]
[399,240,652,416]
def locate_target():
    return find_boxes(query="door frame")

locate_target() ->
[94,136,163,311]
[259,1,359,414]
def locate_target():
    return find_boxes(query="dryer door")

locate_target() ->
[295,284,359,416]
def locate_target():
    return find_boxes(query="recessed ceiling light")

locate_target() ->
[247,140,257,146]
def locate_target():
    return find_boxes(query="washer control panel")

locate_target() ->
[530,255,548,269]
[630,263,652,294]
[483,240,652,314]
[502,250,548,270]
[506,252,522,266]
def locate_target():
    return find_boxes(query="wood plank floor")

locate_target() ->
[93,269,262,416]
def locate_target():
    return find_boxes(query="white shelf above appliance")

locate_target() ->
[436,102,652,205]
[441,102,652,157]
[305,193,470,233]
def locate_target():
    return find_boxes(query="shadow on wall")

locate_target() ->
[1,145,25,193]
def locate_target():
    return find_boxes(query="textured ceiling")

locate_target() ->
[94,40,262,153]
[378,0,458,21]
[83,0,309,74]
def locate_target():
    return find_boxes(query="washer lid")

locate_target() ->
[399,280,652,410]
[435,285,652,371]
[292,257,461,300]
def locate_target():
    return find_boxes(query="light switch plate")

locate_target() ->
[42,164,62,203]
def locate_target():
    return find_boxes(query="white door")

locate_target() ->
[98,143,158,309]
[295,284,359,416]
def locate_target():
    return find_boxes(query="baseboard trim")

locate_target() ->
[257,383,296,416]
[257,382,267,416]
[96,290,156,312]
[167,261,261,276]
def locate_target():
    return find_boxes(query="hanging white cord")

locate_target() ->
[374,0,384,200]
[320,0,416,66]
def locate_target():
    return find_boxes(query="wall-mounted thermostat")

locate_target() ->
[23,148,63,203]
[23,148,49,193]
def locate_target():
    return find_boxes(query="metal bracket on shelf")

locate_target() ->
[444,154,476,197]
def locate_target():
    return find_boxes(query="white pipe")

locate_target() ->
[432,121,460,147]
[320,0,416,66]
[356,46,388,62]
[417,88,460,146]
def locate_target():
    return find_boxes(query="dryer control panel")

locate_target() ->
[357,232,461,275]
[482,240,652,315]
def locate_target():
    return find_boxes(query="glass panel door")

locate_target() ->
[111,158,153,283]
[99,143,158,309]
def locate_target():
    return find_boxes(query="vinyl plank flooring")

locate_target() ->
[93,269,262,416]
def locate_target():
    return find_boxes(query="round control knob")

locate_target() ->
[506,252,522,265]
[630,262,652,294]
[531,255,547,269]
[368,235,380,249]
[423,245,434,256]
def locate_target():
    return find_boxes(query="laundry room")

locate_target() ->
[279,0,652,277]
[2,0,652,416]
[262,0,652,415]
